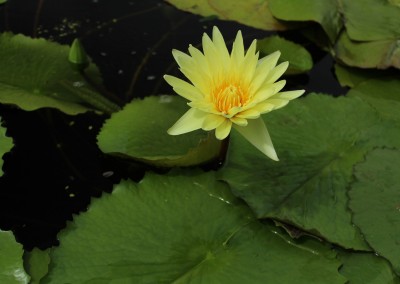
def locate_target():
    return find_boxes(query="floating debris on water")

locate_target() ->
[72,81,85,87]
[102,171,114,178]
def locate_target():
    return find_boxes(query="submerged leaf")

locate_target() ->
[97,95,221,167]
[349,149,400,275]
[42,172,345,283]
[0,230,30,284]
[0,117,13,177]
[0,33,107,114]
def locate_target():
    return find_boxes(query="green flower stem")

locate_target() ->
[60,80,121,114]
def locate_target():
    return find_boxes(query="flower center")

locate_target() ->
[213,83,247,114]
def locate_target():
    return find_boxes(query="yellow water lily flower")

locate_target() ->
[164,26,304,161]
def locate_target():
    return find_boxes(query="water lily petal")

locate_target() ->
[236,108,261,119]
[245,39,257,58]
[273,90,305,100]
[212,26,230,71]
[250,51,281,93]
[233,118,278,161]
[265,61,289,84]
[202,32,220,75]
[202,113,226,131]
[172,49,195,73]
[252,85,275,103]
[188,44,209,74]
[230,116,248,126]
[272,80,286,93]
[215,119,232,140]
[230,30,245,73]
[179,67,210,95]
[225,106,243,118]
[251,80,286,104]
[188,100,219,114]
[164,75,203,101]
[267,99,290,110]
[168,108,206,135]
[252,102,275,114]
[172,49,211,92]
[259,50,281,67]
[241,40,259,86]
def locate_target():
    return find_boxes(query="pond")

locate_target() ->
[0,0,400,283]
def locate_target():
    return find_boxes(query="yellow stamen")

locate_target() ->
[212,82,248,114]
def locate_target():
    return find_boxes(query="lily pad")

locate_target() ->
[0,33,115,115]
[349,148,400,275]
[166,0,288,31]
[268,0,342,43]
[42,172,345,283]
[347,78,400,123]
[0,117,13,177]
[342,0,400,41]
[338,251,400,283]
[334,64,397,88]
[335,32,400,69]
[257,36,313,75]
[0,230,29,284]
[220,93,400,250]
[97,95,221,167]
[23,249,50,284]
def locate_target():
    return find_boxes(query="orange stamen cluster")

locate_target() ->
[212,82,248,114]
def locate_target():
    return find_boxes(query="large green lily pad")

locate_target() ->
[338,251,400,283]
[0,117,13,177]
[0,230,29,284]
[220,93,400,250]
[166,0,288,31]
[269,0,342,43]
[336,0,400,69]
[342,0,400,41]
[42,172,345,283]
[257,35,313,75]
[334,64,397,88]
[349,149,400,275]
[347,78,400,123]
[97,95,221,167]
[335,32,400,69]
[0,33,112,114]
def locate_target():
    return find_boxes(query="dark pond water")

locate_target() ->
[0,0,347,250]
